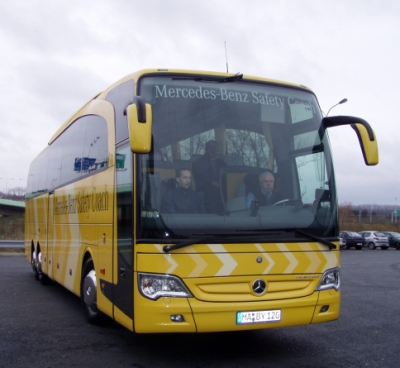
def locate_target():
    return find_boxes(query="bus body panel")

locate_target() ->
[133,277,197,333]
[311,289,341,324]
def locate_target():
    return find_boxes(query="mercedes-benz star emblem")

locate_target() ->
[252,279,267,295]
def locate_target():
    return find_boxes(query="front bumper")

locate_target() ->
[133,288,340,333]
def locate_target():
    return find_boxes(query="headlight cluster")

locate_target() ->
[138,273,193,300]
[316,268,340,291]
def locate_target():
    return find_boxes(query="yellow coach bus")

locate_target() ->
[25,69,378,333]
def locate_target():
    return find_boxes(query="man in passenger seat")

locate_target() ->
[161,169,206,214]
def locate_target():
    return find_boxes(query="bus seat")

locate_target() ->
[235,182,246,197]
[220,167,258,202]
[189,154,203,191]
[243,173,261,196]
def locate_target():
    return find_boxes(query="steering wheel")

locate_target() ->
[272,198,303,208]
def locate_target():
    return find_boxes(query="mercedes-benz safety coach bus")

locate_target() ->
[25,69,379,333]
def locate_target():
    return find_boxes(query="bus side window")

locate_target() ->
[105,80,134,145]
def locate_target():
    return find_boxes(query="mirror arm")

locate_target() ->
[322,116,375,141]
[125,96,147,122]
[133,96,146,123]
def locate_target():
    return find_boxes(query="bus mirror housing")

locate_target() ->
[322,116,379,166]
[126,97,153,153]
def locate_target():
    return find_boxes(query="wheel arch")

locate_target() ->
[30,240,35,259]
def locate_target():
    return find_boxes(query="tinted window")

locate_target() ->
[81,115,109,179]
[27,115,108,198]
[46,137,63,191]
[27,150,49,198]
[105,80,134,144]
[59,119,86,185]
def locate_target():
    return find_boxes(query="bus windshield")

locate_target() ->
[135,74,337,241]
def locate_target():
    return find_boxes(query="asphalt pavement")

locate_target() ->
[1,249,400,367]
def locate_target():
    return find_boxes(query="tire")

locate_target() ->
[36,251,49,284]
[368,242,376,250]
[81,257,105,325]
[342,244,349,250]
[40,272,50,285]
[31,250,39,280]
[395,243,400,250]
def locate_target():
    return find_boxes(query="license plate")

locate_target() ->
[237,310,281,324]
[357,243,362,245]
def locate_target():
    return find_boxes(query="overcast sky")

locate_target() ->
[0,0,398,205]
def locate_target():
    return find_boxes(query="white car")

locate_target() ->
[358,231,389,250]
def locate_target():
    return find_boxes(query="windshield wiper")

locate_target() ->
[239,228,337,250]
[163,232,275,253]
[163,239,205,253]
[293,229,336,250]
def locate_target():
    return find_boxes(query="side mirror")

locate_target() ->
[126,96,153,153]
[322,116,379,166]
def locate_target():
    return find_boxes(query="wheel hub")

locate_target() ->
[83,270,97,308]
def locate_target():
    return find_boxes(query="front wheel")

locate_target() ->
[368,242,376,250]
[395,242,400,250]
[81,258,104,325]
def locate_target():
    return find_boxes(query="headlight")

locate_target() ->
[316,268,340,291]
[138,273,193,300]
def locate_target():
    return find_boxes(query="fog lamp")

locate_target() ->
[320,305,329,313]
[170,314,185,322]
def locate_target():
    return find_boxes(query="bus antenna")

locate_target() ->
[225,41,229,73]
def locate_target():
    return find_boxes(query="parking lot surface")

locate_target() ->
[1,249,400,368]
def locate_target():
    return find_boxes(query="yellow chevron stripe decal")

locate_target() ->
[255,243,275,274]
[186,251,208,278]
[210,244,238,276]
[276,243,299,273]
[137,242,339,278]
[154,244,178,274]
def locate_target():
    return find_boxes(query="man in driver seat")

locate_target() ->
[245,170,281,208]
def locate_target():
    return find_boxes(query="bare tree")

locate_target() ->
[339,202,354,229]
